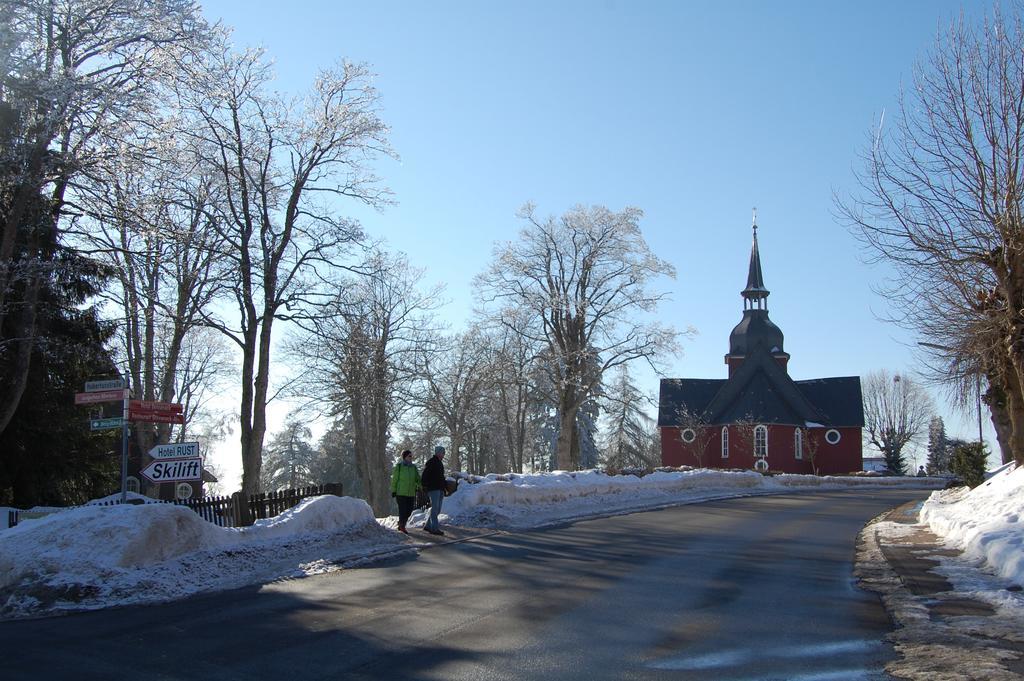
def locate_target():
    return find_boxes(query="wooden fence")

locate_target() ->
[3,483,343,530]
[177,483,343,527]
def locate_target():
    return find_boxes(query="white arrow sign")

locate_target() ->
[148,442,200,460]
[140,457,203,483]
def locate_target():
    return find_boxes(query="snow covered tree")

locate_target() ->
[414,330,490,473]
[290,251,437,515]
[926,416,949,474]
[0,0,207,437]
[311,418,362,499]
[179,41,394,498]
[476,204,680,470]
[481,309,545,473]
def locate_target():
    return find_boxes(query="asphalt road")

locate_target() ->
[0,488,929,681]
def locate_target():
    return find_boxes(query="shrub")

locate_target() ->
[949,442,987,488]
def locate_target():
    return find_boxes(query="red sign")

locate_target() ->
[129,400,183,413]
[128,410,185,424]
[74,389,129,405]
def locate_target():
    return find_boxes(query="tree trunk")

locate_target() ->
[985,377,1014,465]
[555,396,578,471]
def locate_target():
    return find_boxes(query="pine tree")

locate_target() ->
[260,419,316,492]
[926,416,949,474]
[601,365,657,471]
[0,178,119,506]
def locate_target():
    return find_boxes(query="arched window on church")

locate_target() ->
[721,427,729,458]
[794,428,803,460]
[754,425,768,458]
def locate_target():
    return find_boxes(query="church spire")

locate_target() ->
[742,208,769,310]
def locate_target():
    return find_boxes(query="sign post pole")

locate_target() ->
[121,391,129,504]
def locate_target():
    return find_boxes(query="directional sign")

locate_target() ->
[129,400,183,414]
[140,457,202,483]
[85,379,126,392]
[128,410,185,424]
[148,442,199,460]
[90,417,124,431]
[75,389,129,405]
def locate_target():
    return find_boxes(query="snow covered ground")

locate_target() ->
[856,463,1024,681]
[920,462,1024,587]
[0,467,965,621]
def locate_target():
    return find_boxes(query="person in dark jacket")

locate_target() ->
[421,445,446,535]
[390,449,421,534]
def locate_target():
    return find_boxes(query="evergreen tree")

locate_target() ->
[601,365,657,471]
[950,441,988,488]
[313,418,363,499]
[926,416,949,474]
[0,173,119,506]
[260,419,316,492]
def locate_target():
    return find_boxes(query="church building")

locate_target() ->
[658,219,864,474]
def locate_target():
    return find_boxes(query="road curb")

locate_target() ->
[855,507,1024,680]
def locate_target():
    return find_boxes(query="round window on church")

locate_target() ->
[825,429,841,445]
[681,428,696,443]
[175,483,194,500]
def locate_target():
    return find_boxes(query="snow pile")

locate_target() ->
[920,463,1024,586]
[0,495,389,618]
[437,468,943,529]
[242,495,375,539]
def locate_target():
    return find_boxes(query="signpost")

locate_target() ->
[148,442,200,460]
[75,380,192,502]
[85,379,126,392]
[128,400,184,424]
[140,457,203,483]
[75,381,131,503]
[129,410,185,424]
[90,417,124,431]
[74,389,129,405]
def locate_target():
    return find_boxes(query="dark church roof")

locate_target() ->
[655,368,864,428]
[657,364,864,428]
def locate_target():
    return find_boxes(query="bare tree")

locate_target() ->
[480,310,544,473]
[477,204,681,470]
[837,6,1024,465]
[179,42,394,497]
[290,250,439,515]
[414,330,490,473]
[72,124,229,476]
[862,370,934,475]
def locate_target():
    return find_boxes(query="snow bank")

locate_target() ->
[435,468,944,528]
[0,495,377,592]
[242,495,375,539]
[920,463,1024,586]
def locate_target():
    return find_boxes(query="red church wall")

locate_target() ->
[661,425,862,475]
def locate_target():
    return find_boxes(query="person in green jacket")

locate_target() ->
[390,449,421,534]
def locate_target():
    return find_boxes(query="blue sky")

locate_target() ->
[198,0,997,468]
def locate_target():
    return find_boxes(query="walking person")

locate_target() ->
[421,445,446,535]
[390,449,421,534]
